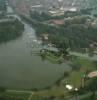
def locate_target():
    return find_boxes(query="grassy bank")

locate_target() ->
[40,51,64,64]
[0,91,31,100]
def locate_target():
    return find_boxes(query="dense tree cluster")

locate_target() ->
[32,16,97,52]
[0,19,24,43]
[36,20,97,50]
[22,12,97,52]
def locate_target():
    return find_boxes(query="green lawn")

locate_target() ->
[63,71,82,88]
[72,57,97,71]
[34,85,65,97]
[31,95,46,100]
[0,91,31,100]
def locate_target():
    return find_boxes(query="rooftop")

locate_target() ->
[88,71,97,78]
[50,19,64,25]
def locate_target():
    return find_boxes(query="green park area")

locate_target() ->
[0,90,31,100]
[32,56,97,99]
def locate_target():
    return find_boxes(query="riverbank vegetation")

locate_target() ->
[0,90,30,100]
[40,47,69,64]
[0,18,24,43]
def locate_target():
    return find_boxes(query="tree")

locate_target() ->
[85,77,97,100]
[88,47,94,57]
[0,18,24,44]
[0,87,6,93]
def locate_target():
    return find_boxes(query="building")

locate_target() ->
[68,7,77,12]
[88,71,97,78]
[91,20,97,28]
[30,4,45,14]
[48,9,64,16]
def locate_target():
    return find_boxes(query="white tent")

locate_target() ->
[66,85,73,90]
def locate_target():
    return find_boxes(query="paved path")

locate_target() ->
[70,52,97,61]
[7,90,34,100]
[6,90,33,94]
[28,92,34,100]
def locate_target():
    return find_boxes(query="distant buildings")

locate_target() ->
[30,4,44,14]
[0,0,7,15]
[48,10,64,16]
[29,0,79,17]
[69,7,77,12]
[48,0,78,16]
[91,20,97,28]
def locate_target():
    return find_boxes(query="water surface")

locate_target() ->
[0,7,71,89]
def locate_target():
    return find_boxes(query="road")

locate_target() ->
[28,92,34,100]
[6,90,33,94]
[70,52,97,61]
